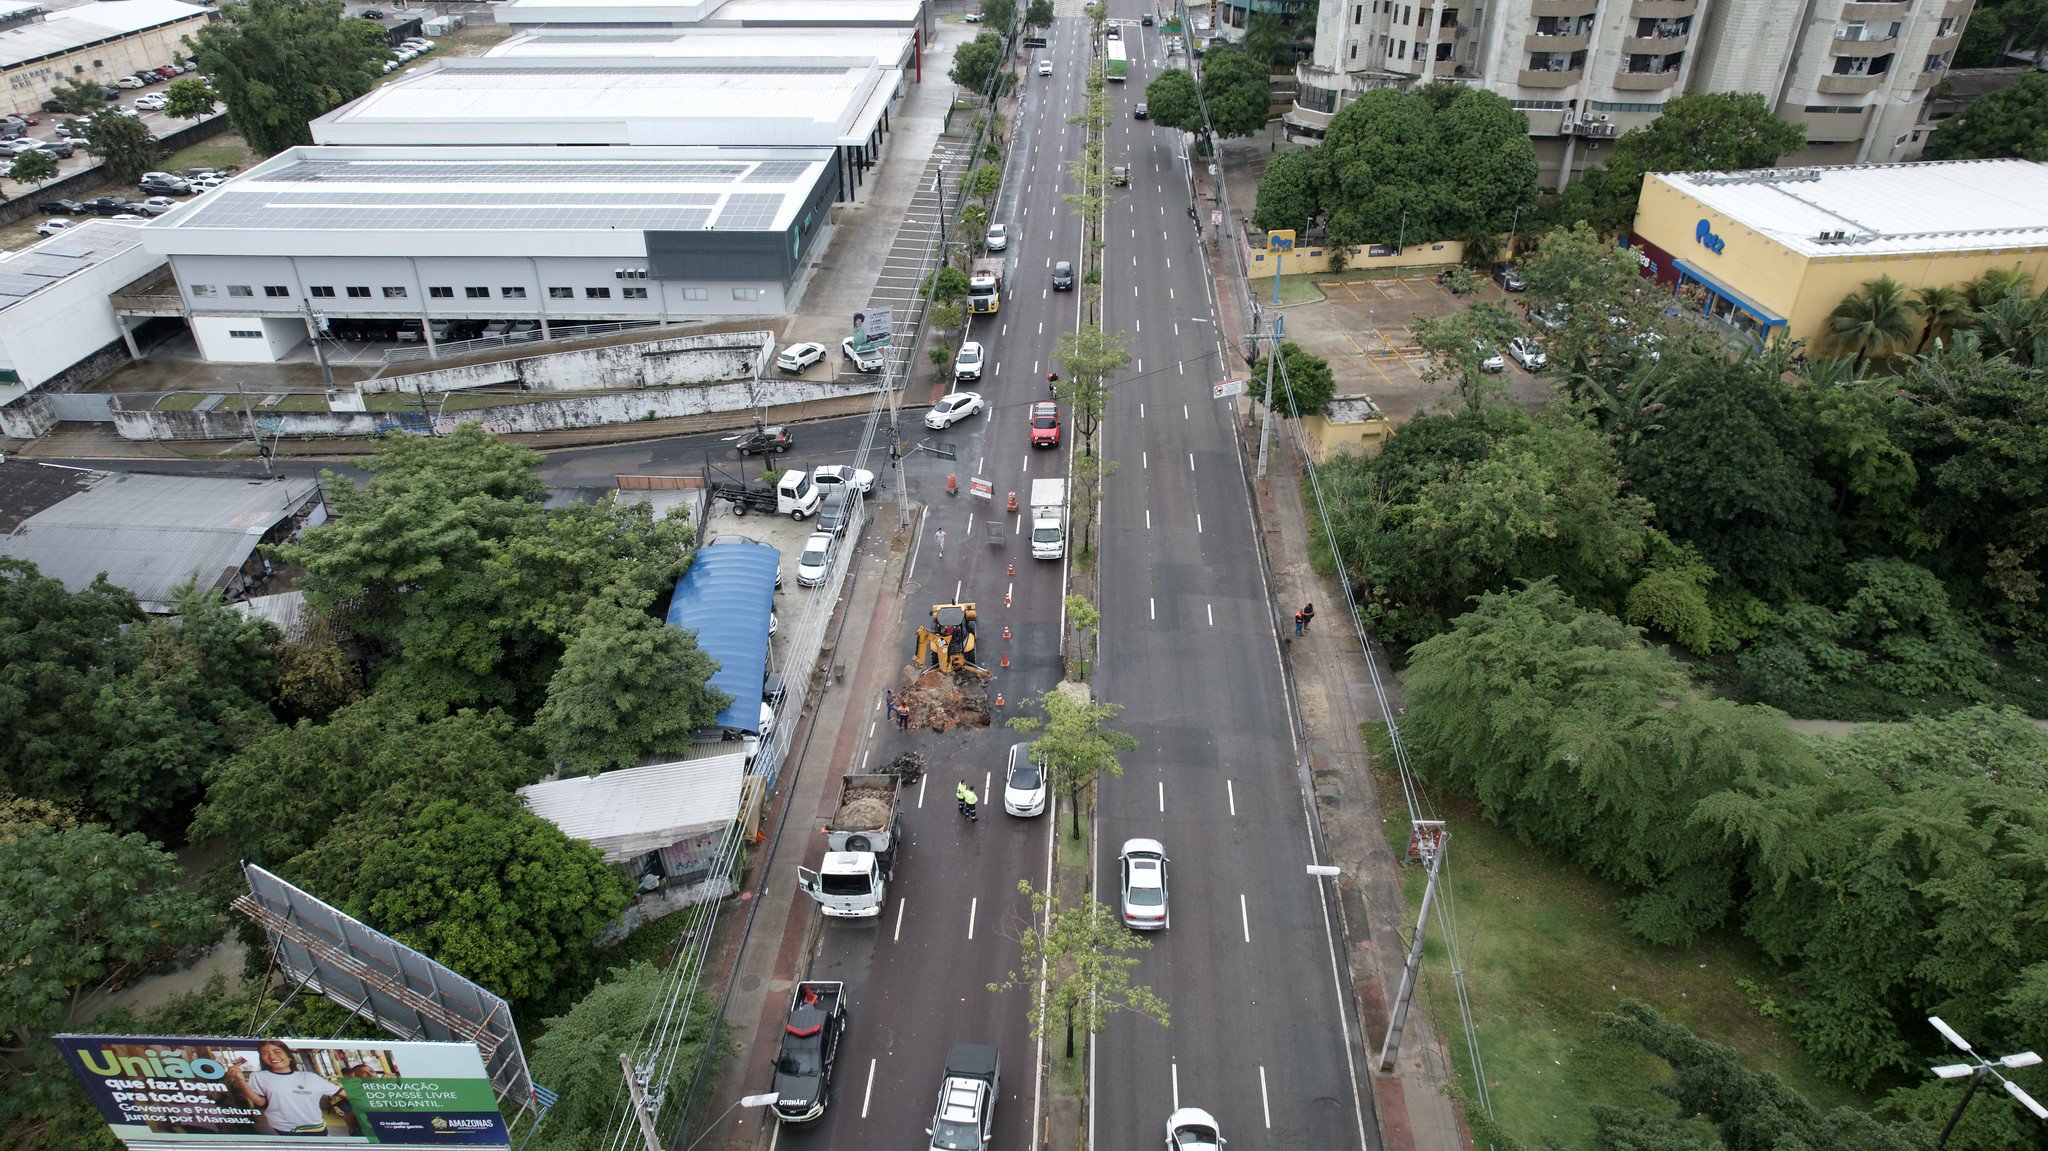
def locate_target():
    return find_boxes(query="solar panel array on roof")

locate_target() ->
[37,243,100,259]
[715,193,782,230]
[264,158,762,184]
[0,273,46,297]
[179,191,722,232]
[746,160,811,183]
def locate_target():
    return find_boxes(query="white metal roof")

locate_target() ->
[496,0,924,25]
[0,220,146,315]
[0,472,319,612]
[491,26,915,65]
[1654,160,2048,259]
[519,751,747,861]
[704,0,928,24]
[314,57,895,147]
[148,145,833,245]
[0,0,210,68]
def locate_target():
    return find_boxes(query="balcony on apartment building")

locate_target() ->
[1841,0,1910,20]
[1521,49,1586,86]
[1621,14,1690,53]
[1818,52,1892,92]
[1832,20,1902,56]
[1913,50,1953,88]
[1615,51,1683,88]
[1629,0,1698,19]
[1528,14,1594,53]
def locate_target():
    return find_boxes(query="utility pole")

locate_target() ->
[1255,232,1287,479]
[301,299,333,390]
[1378,822,1446,1073]
[619,1054,662,1151]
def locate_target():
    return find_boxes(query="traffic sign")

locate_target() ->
[969,477,994,500]
[1212,378,1246,399]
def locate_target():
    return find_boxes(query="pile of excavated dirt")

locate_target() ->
[898,664,992,732]
[834,790,895,830]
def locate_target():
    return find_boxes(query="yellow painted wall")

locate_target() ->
[1301,407,1393,460]
[1244,238,1466,279]
[1635,174,2048,349]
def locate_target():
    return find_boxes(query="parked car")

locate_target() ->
[382,59,400,73]
[35,218,74,237]
[140,172,190,195]
[776,341,827,373]
[40,139,72,158]
[107,213,146,221]
[402,37,435,50]
[2,139,46,156]
[392,48,418,62]
[38,199,87,215]
[1474,341,1505,372]
[1527,304,1568,331]
[360,8,384,17]
[964,8,982,18]
[135,94,169,111]
[1052,259,1074,290]
[188,173,225,190]
[1506,336,1547,370]
[952,340,984,382]
[40,98,66,113]
[984,222,1007,251]
[796,531,836,587]
[734,425,794,456]
[924,391,985,430]
[816,490,853,537]
[809,464,875,495]
[151,65,180,79]
[1492,263,1526,292]
[1003,742,1047,817]
[114,75,146,89]
[1118,839,1170,929]
[138,196,181,216]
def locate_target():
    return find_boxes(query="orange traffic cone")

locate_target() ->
[1002,624,1011,640]
[947,473,958,496]
[995,692,1005,708]
[1008,561,1015,576]
[1001,651,1010,667]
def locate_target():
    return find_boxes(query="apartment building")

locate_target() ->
[1287,0,1974,184]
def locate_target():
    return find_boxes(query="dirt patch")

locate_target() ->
[834,786,897,831]
[897,664,992,731]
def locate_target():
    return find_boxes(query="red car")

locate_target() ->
[1029,401,1060,447]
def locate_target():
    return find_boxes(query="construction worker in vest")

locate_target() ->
[956,780,979,821]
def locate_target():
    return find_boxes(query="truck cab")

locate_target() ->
[798,851,887,918]
[777,469,822,519]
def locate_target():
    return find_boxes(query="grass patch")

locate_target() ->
[1054,809,1090,871]
[159,136,257,176]
[1374,762,1869,1148]
[152,392,206,411]
[272,393,329,412]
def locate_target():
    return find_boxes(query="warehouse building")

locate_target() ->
[138,145,841,363]
[496,0,932,45]
[309,56,902,196]
[490,26,921,78]
[1628,159,2048,348]
[0,0,212,120]
[0,221,163,403]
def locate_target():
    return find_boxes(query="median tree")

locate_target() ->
[185,0,394,155]
[950,31,1005,94]
[1053,322,1130,450]
[84,110,157,184]
[991,881,1169,1059]
[1006,684,1137,840]
[8,148,56,188]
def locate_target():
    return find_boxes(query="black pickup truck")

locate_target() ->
[770,981,847,1123]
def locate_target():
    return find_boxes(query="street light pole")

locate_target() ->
[1507,205,1522,263]
[1395,209,1408,256]
[1927,1017,2046,1147]
[674,1091,779,1151]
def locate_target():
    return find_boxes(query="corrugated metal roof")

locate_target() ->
[0,0,210,68]
[0,472,319,611]
[492,25,914,63]
[665,538,777,732]
[1658,160,2048,259]
[0,221,145,315]
[519,751,746,860]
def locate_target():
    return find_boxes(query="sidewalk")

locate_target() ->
[1247,414,1472,1151]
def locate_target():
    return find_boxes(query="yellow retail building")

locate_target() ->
[1627,160,2048,350]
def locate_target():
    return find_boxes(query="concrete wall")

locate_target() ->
[1242,234,1467,279]
[366,330,772,394]
[114,373,880,441]
[191,315,306,363]
[0,391,58,440]
[0,113,230,229]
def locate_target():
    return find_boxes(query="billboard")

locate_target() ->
[54,1035,510,1148]
[849,306,893,354]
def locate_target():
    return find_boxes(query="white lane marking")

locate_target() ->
[860,749,870,772]
[1259,1066,1272,1128]
[1157,780,1164,812]
[1038,321,1044,334]
[1139,403,1145,417]
[1149,597,1156,621]
[1138,358,1144,372]
[1241,894,1251,943]
[1197,514,1203,534]
[1183,404,1190,419]
[862,1059,878,1118]
[1167,258,1172,269]
[1145,509,1151,530]
[968,896,978,940]
[1227,779,1237,815]
[894,896,907,941]
[1207,603,1213,626]
[1171,1062,1180,1110]
[1142,451,1147,469]
[1173,322,1179,336]
[1189,453,1196,471]
[1135,319,1141,332]
[1169,287,1176,299]
[918,773,928,808]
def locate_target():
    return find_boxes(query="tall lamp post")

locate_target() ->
[1927,1017,2046,1148]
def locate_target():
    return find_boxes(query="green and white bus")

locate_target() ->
[1106,38,1128,81]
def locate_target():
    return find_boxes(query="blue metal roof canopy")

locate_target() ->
[665,539,779,733]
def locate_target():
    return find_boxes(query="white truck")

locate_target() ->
[842,333,885,372]
[797,773,903,918]
[713,469,822,520]
[1029,478,1066,560]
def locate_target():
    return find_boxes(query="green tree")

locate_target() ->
[1062,593,1099,679]
[980,0,1017,31]
[193,695,546,866]
[923,264,972,304]
[185,0,391,155]
[950,31,1005,95]
[8,148,56,188]
[1621,352,1837,596]
[1023,0,1054,28]
[47,77,108,115]
[272,613,365,722]
[1825,276,1919,366]
[161,77,219,122]
[990,881,1169,1058]
[533,609,729,776]
[0,561,138,813]
[1412,301,1524,410]
[1251,340,1338,416]
[1143,68,1201,132]
[1925,71,2048,160]
[1429,87,1540,242]
[1320,86,1537,248]
[1582,93,1805,231]
[83,110,157,184]
[1240,12,1290,64]
[528,963,722,1151]
[1197,44,1270,138]
[1909,283,1972,353]
[332,797,633,1004]
[1006,685,1137,839]
[967,161,1002,203]
[1250,146,1323,233]
[0,823,216,1044]
[1053,322,1131,451]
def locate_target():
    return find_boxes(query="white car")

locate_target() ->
[810,464,876,495]
[3,139,45,156]
[776,341,827,373]
[1037,58,1053,75]
[402,37,435,50]
[1166,1108,1223,1151]
[985,222,1007,251]
[393,48,418,61]
[189,174,225,190]
[952,340,984,381]
[114,76,146,89]
[134,94,168,111]
[107,214,146,221]
[796,531,836,588]
[1118,838,1169,930]
[1004,742,1047,817]
[138,196,181,215]
[1506,336,1546,370]
[35,218,73,237]
[924,391,985,429]
[383,60,399,72]
[1474,341,1505,373]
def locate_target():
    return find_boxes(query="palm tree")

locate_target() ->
[1964,266,2037,312]
[1825,276,1917,368]
[1969,290,2048,365]
[1909,284,1971,353]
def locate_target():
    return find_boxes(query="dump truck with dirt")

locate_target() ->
[797,773,903,918]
